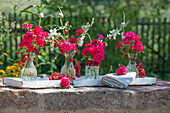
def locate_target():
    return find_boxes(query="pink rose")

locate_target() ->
[97,40,105,48]
[92,39,98,46]
[60,77,71,88]
[88,47,96,54]
[33,26,43,35]
[75,29,83,37]
[61,41,72,52]
[116,66,127,75]
[23,23,32,29]
[117,41,122,48]
[81,48,88,55]
[131,42,144,53]
[95,45,104,54]
[85,43,93,47]
[93,52,104,63]
[122,37,132,45]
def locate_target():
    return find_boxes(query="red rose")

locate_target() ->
[85,60,94,66]
[93,52,104,63]
[117,41,122,48]
[60,77,71,88]
[125,54,128,57]
[93,61,100,66]
[28,45,34,53]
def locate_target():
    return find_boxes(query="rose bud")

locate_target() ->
[58,13,64,18]
[38,12,44,18]
[64,30,68,34]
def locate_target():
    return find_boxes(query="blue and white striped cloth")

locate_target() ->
[101,72,136,88]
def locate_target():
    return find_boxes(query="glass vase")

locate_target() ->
[126,53,139,77]
[60,51,75,77]
[21,53,37,81]
[85,60,99,79]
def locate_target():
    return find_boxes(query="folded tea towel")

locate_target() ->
[101,72,136,88]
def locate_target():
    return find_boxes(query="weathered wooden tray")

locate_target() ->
[3,76,157,89]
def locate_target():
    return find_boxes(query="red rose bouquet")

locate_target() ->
[18,23,49,81]
[18,23,49,67]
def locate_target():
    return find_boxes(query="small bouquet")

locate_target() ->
[82,34,106,79]
[108,19,145,77]
[18,23,49,80]
[117,31,144,57]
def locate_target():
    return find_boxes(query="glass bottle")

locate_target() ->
[21,53,37,81]
[126,53,139,77]
[60,51,75,77]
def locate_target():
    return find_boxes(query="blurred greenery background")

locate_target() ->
[0,0,170,81]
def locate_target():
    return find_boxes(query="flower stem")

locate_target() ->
[60,18,66,39]
[87,33,92,42]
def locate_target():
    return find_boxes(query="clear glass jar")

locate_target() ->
[21,53,37,81]
[85,60,99,79]
[127,53,139,77]
[60,51,75,77]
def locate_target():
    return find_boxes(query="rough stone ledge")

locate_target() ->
[0,78,170,113]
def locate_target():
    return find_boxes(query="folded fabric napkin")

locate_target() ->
[101,72,136,88]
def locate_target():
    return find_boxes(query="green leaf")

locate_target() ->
[21,5,34,12]
[38,62,47,65]
[108,65,113,73]
[22,21,38,26]
[14,34,23,38]
[47,46,60,54]
[23,21,32,25]
[41,51,46,56]
[43,24,60,28]
[21,11,37,16]
[81,56,87,61]
[38,7,42,12]
[39,74,49,77]
[38,55,46,62]
[50,63,57,69]
[42,14,56,22]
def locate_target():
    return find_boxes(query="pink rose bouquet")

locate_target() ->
[117,31,144,57]
[82,35,106,66]
[82,34,106,79]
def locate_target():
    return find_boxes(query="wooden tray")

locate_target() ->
[3,76,157,89]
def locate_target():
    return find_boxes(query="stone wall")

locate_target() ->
[0,78,170,113]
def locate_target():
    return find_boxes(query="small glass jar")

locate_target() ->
[85,60,100,79]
